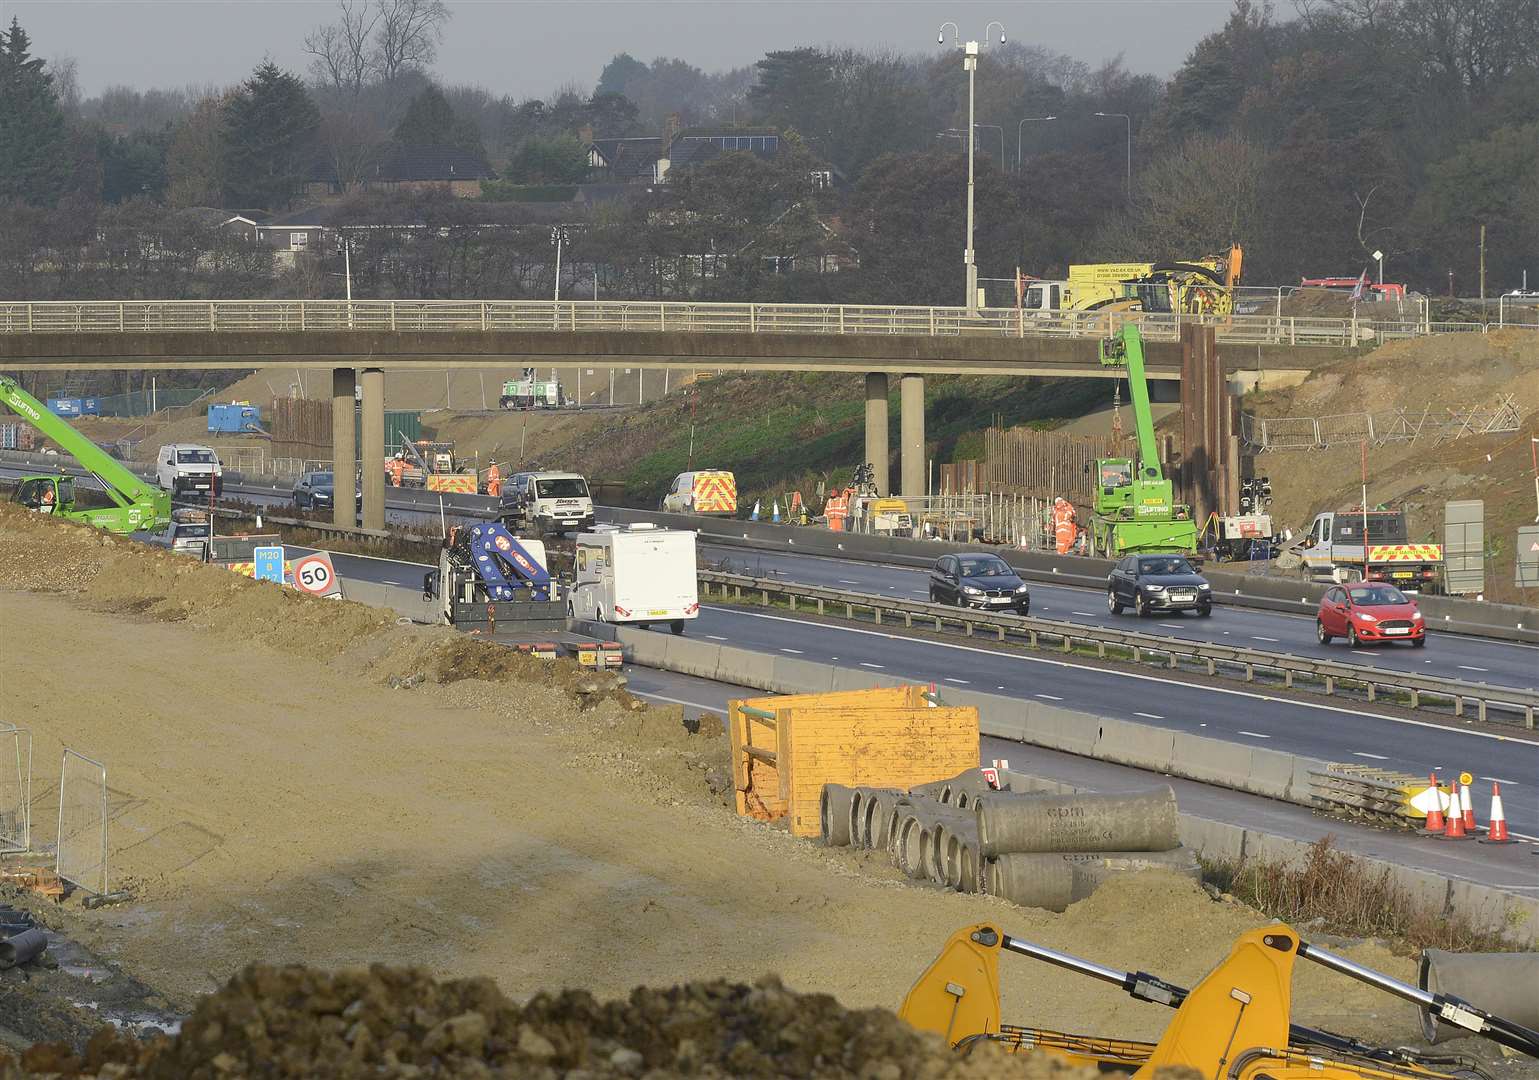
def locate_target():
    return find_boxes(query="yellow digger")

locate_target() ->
[901,924,1539,1078]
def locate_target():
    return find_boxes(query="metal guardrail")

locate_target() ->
[1,299,1531,348]
[699,569,1539,729]
[1308,766,1422,827]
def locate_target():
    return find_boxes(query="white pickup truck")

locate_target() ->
[1299,508,1443,590]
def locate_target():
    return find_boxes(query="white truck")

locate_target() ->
[156,443,222,498]
[1297,507,1443,591]
[569,524,699,634]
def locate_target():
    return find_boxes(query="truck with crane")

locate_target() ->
[1086,325,1197,558]
[1,375,171,534]
[1019,246,1244,318]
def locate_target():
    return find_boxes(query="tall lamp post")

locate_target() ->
[1093,111,1131,199]
[1016,115,1056,172]
[939,19,1005,317]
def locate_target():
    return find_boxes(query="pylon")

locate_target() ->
[1480,784,1512,843]
[771,499,781,523]
[1421,773,1446,835]
[749,499,761,521]
[1439,789,1471,840]
[1460,777,1479,834]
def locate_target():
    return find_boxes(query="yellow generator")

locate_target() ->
[901,923,1538,1078]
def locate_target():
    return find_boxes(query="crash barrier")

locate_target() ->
[728,685,976,836]
[56,749,108,897]
[698,569,1539,729]
[1417,951,1539,1043]
[1308,766,1425,828]
[0,725,31,854]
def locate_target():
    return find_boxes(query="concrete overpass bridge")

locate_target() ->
[0,297,1437,530]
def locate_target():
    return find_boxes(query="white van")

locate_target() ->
[156,443,223,497]
[498,471,595,535]
[569,524,699,634]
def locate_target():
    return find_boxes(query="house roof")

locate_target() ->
[375,145,496,183]
[590,137,663,182]
[265,206,335,229]
[667,129,781,168]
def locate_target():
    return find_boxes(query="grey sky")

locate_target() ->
[6,0,1232,99]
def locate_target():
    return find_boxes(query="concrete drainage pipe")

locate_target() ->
[820,784,857,846]
[893,803,972,877]
[1418,951,1539,1044]
[863,791,911,851]
[911,769,996,807]
[985,849,1200,912]
[0,928,47,969]
[941,826,983,892]
[976,786,1180,856]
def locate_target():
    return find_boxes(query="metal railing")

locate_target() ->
[698,570,1538,729]
[1,299,1532,348]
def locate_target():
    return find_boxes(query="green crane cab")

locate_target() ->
[2,376,171,534]
[1088,325,1197,559]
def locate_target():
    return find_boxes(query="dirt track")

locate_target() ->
[0,507,1421,1048]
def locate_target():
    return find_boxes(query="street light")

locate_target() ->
[1016,115,1056,172]
[1093,111,1131,198]
[939,19,1006,317]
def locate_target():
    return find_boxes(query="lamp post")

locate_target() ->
[940,19,1004,317]
[1093,111,1131,198]
[1016,115,1056,172]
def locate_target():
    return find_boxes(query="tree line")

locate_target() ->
[1,0,1534,305]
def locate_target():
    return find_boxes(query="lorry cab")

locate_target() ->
[156,443,223,497]
[569,524,699,634]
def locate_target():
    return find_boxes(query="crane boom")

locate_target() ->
[1100,323,1162,479]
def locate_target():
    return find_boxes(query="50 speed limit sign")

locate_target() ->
[292,552,343,599]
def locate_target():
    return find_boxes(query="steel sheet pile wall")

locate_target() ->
[977,427,1126,501]
[268,396,331,463]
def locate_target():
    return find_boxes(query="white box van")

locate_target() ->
[156,443,223,497]
[569,524,699,634]
[498,471,594,535]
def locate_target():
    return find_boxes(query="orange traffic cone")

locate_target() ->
[1439,788,1471,841]
[1460,778,1480,835]
[1480,783,1512,844]
[1421,773,1446,836]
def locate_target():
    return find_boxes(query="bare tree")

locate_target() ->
[49,55,82,116]
[372,0,451,83]
[304,0,380,95]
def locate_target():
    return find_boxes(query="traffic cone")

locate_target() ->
[1480,784,1512,844]
[1439,789,1471,840]
[1460,778,1479,834]
[771,499,781,523]
[749,499,761,521]
[1421,773,1446,835]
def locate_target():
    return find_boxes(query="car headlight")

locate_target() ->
[1198,583,1211,590]
[1354,611,1378,622]
[962,586,983,595]
[1412,611,1423,621]
[1014,584,1029,593]
[1143,584,1165,592]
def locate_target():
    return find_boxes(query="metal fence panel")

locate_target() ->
[0,725,31,854]
[56,749,108,896]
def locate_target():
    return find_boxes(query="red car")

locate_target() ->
[1316,583,1426,648]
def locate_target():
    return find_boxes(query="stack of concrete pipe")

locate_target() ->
[820,775,1199,910]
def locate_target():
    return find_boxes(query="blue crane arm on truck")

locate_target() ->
[466,522,552,601]
[0,375,171,533]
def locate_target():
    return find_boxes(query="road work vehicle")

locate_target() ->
[1087,325,1197,558]
[662,470,737,516]
[499,374,567,409]
[155,443,222,499]
[497,471,595,536]
[1,375,171,533]
[903,922,1539,1076]
[1296,508,1443,590]
[569,523,699,634]
[1019,246,1243,317]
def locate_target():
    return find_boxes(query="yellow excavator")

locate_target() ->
[901,923,1539,1078]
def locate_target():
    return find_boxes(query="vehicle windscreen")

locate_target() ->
[959,556,1012,578]
[536,478,589,499]
[1098,461,1133,488]
[176,524,211,538]
[313,472,334,486]
[176,449,217,464]
[1139,557,1195,576]
[1348,585,1407,606]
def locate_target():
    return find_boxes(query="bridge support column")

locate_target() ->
[900,373,925,498]
[360,367,385,532]
[331,367,356,529]
[864,372,889,496]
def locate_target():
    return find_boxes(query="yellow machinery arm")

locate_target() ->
[900,924,1539,1078]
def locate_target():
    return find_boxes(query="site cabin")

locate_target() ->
[155,443,222,497]
[662,470,737,516]
[570,524,699,635]
[1300,509,1443,591]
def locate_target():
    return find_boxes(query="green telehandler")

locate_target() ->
[1087,325,1197,558]
[1,375,171,533]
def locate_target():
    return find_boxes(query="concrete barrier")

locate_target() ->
[1246,746,1302,801]
[662,637,723,681]
[1172,731,1255,794]
[771,656,838,695]
[1021,704,1101,756]
[338,579,440,622]
[1092,717,1176,773]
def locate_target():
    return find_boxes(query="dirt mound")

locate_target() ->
[13,966,1116,1080]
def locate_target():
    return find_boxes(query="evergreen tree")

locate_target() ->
[394,83,485,159]
[0,18,72,205]
[220,61,320,210]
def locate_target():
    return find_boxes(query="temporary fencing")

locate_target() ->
[0,724,31,854]
[1243,395,1522,452]
[56,749,109,896]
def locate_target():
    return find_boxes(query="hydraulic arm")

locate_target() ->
[0,376,170,533]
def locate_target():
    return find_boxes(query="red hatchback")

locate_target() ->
[1317,583,1426,648]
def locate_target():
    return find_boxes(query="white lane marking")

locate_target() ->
[1036,693,1063,701]
[859,662,884,669]
[380,579,405,586]
[1072,611,1097,617]
[779,648,803,655]
[997,685,1006,690]
[632,691,723,712]
[1252,635,1280,643]
[837,579,861,585]
[944,677,970,684]
[1352,752,1389,760]
[1481,776,1520,786]
[1238,730,1272,739]
[703,606,1536,746]
[706,635,729,641]
[1134,712,1165,720]
[1458,665,1489,673]
[1159,623,1184,629]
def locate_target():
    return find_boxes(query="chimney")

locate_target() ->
[663,112,682,148]
[579,123,595,145]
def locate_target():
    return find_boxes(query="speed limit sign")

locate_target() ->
[292,552,342,599]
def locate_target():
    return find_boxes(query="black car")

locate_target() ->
[293,471,335,510]
[928,553,1030,615]
[1108,554,1212,617]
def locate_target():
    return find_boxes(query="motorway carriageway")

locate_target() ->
[314,546,1539,842]
[623,662,1539,894]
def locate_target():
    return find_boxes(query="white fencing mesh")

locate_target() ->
[0,725,31,854]
[56,749,108,896]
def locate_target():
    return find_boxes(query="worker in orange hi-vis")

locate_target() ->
[385,453,405,487]
[1053,496,1078,555]
[485,463,502,497]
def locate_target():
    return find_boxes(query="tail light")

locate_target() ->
[614,605,631,617]
[685,602,699,615]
